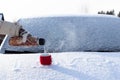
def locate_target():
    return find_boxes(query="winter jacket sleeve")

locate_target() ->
[0,21,22,37]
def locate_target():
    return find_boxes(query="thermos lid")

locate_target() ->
[39,38,45,45]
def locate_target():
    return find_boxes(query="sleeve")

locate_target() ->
[0,21,22,36]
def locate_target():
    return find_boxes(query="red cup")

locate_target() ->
[40,53,52,65]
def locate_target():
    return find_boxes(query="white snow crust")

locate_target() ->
[0,52,120,80]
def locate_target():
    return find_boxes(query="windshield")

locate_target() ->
[17,16,120,52]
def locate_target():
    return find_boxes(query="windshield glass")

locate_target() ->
[18,16,120,52]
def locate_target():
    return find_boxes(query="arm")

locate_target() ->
[0,21,22,36]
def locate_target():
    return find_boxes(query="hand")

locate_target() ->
[9,36,38,46]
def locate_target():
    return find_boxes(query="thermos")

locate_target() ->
[39,38,52,65]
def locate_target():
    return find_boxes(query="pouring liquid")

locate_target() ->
[22,33,29,43]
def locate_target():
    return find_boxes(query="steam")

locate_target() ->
[63,26,77,50]
[22,32,29,43]
[55,22,77,51]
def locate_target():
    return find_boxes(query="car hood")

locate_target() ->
[0,52,120,80]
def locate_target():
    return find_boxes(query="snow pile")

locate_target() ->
[18,15,120,52]
[0,52,120,80]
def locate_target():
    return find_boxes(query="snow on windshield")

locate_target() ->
[18,15,120,52]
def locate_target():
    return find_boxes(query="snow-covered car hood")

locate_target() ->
[0,52,120,80]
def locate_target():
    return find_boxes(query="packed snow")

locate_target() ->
[0,52,120,80]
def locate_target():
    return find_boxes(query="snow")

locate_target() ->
[17,15,120,52]
[0,52,120,80]
[1,15,120,80]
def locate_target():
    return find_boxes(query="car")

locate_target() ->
[1,14,120,80]
[1,15,120,53]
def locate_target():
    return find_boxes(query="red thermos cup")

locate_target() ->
[40,53,52,65]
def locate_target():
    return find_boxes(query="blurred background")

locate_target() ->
[0,0,120,22]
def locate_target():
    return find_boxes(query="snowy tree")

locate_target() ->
[98,11,105,14]
[98,10,115,15]
[106,10,115,15]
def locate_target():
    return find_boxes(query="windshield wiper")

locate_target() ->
[5,50,44,54]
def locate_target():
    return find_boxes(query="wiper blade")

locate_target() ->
[5,50,44,54]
